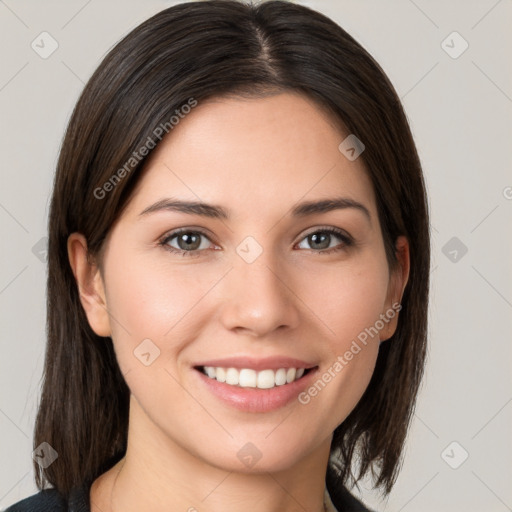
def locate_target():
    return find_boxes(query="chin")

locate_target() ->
[195,431,321,475]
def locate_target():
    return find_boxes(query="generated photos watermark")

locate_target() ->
[93,97,198,200]
[298,301,402,405]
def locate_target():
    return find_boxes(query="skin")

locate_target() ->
[68,91,409,512]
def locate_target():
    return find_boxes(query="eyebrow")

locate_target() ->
[139,196,371,222]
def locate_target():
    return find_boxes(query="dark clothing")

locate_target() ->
[5,486,88,512]
[5,481,374,511]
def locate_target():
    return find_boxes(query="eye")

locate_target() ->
[159,227,353,257]
[160,229,215,257]
[296,227,353,254]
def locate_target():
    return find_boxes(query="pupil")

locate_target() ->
[310,232,329,250]
[179,233,200,250]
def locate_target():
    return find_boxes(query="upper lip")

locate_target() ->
[193,356,317,372]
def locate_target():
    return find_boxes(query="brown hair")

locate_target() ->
[35,0,429,499]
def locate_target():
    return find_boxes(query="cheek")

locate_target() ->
[104,243,213,329]
[303,252,390,347]
[101,259,211,421]
[294,253,388,424]
[102,248,236,384]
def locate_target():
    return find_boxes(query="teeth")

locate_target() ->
[200,366,308,389]
[275,368,287,385]
[225,367,239,386]
[257,369,275,389]
[239,369,257,387]
[216,367,226,382]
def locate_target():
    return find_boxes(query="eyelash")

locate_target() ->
[158,227,353,258]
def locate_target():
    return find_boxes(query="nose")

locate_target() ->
[218,251,301,338]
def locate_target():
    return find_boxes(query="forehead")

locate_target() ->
[126,92,377,221]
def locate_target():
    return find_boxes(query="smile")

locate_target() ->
[197,366,312,389]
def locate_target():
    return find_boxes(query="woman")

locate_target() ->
[6,1,429,511]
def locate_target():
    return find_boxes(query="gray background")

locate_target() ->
[1,0,511,510]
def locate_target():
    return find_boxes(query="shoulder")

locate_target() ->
[4,488,66,511]
[334,487,376,511]
[327,484,376,512]
[4,486,90,512]
[326,464,377,512]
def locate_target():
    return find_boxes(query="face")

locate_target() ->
[71,91,408,474]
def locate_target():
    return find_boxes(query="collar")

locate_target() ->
[324,486,339,512]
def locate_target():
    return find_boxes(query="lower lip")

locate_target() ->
[194,367,318,413]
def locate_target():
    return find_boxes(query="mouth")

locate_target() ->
[194,365,317,390]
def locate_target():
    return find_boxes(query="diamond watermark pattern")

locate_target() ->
[442,236,468,263]
[31,32,59,59]
[338,134,365,161]
[237,442,262,468]
[133,338,161,366]
[32,442,58,469]
[31,236,48,263]
[441,31,469,59]
[441,441,469,469]
[236,236,263,264]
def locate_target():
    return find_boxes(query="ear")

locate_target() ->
[67,233,111,337]
[380,235,410,342]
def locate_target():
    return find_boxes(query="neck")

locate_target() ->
[93,395,331,512]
